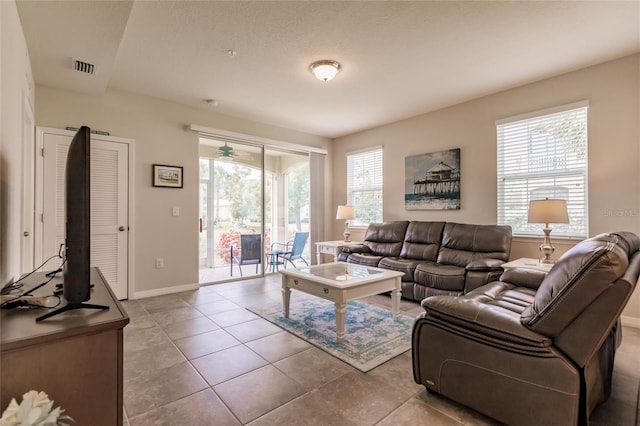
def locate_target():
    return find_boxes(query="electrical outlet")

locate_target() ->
[172,207,180,217]
[155,258,164,269]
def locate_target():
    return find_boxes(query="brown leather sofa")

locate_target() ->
[412,232,640,425]
[337,221,512,301]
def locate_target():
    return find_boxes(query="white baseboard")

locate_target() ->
[621,315,640,329]
[132,282,200,300]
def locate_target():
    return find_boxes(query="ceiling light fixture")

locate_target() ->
[309,60,341,81]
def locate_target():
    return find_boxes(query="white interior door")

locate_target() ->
[41,130,129,299]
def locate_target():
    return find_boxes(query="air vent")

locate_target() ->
[72,58,95,75]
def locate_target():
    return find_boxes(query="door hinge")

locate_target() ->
[41,148,45,157]
[41,213,44,223]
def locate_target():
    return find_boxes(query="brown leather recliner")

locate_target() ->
[412,232,640,426]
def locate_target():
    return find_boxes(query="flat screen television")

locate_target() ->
[37,126,108,321]
[64,125,91,303]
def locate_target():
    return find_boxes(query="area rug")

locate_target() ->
[248,298,414,372]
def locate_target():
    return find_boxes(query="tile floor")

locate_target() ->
[199,260,309,285]
[121,274,640,425]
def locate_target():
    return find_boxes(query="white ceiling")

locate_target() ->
[16,1,640,139]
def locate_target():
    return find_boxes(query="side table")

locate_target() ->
[501,257,554,273]
[315,240,362,264]
[266,251,286,272]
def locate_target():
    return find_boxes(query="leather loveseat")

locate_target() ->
[412,231,640,425]
[337,221,512,302]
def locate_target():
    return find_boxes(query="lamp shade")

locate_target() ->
[336,205,355,220]
[528,198,569,224]
[309,60,341,81]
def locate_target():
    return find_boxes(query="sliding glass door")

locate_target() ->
[199,139,310,284]
[281,158,311,262]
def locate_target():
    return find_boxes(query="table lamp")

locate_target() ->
[527,198,569,264]
[336,205,356,242]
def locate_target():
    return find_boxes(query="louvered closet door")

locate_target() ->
[90,139,128,299]
[42,132,129,300]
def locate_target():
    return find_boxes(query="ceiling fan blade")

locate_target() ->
[218,143,235,156]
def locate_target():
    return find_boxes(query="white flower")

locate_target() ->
[22,391,49,410]
[0,398,20,425]
[0,391,72,426]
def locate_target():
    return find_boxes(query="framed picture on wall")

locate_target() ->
[153,164,183,188]
[405,148,460,210]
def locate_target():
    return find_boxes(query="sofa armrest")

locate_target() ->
[341,244,371,255]
[465,258,505,271]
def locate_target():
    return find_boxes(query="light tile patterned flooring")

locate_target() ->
[121,274,640,425]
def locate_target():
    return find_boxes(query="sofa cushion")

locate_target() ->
[437,223,512,267]
[400,221,445,262]
[363,221,409,257]
[415,261,465,292]
[378,257,423,282]
[521,232,640,336]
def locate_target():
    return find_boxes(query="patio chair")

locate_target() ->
[230,234,262,277]
[271,232,309,269]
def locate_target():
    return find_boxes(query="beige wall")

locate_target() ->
[332,54,640,321]
[35,86,330,296]
[1,0,34,286]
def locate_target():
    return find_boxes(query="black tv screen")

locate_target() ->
[62,125,91,303]
[37,125,109,322]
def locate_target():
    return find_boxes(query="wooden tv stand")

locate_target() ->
[1,267,129,425]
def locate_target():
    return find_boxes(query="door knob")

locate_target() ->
[23,231,30,237]
[119,226,126,231]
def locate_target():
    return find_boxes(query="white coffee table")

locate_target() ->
[280,262,404,341]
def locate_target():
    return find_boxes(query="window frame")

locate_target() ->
[346,146,383,227]
[496,101,589,238]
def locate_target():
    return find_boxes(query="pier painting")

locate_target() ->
[405,148,460,210]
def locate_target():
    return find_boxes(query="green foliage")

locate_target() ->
[287,163,309,229]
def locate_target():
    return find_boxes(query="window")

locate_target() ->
[497,101,588,237]
[346,146,383,227]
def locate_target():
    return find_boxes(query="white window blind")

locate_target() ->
[347,147,383,226]
[497,102,588,237]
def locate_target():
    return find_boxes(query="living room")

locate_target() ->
[2,1,639,424]
[3,2,638,309]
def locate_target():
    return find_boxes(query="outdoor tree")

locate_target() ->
[223,164,251,222]
[287,163,309,230]
[245,178,262,223]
